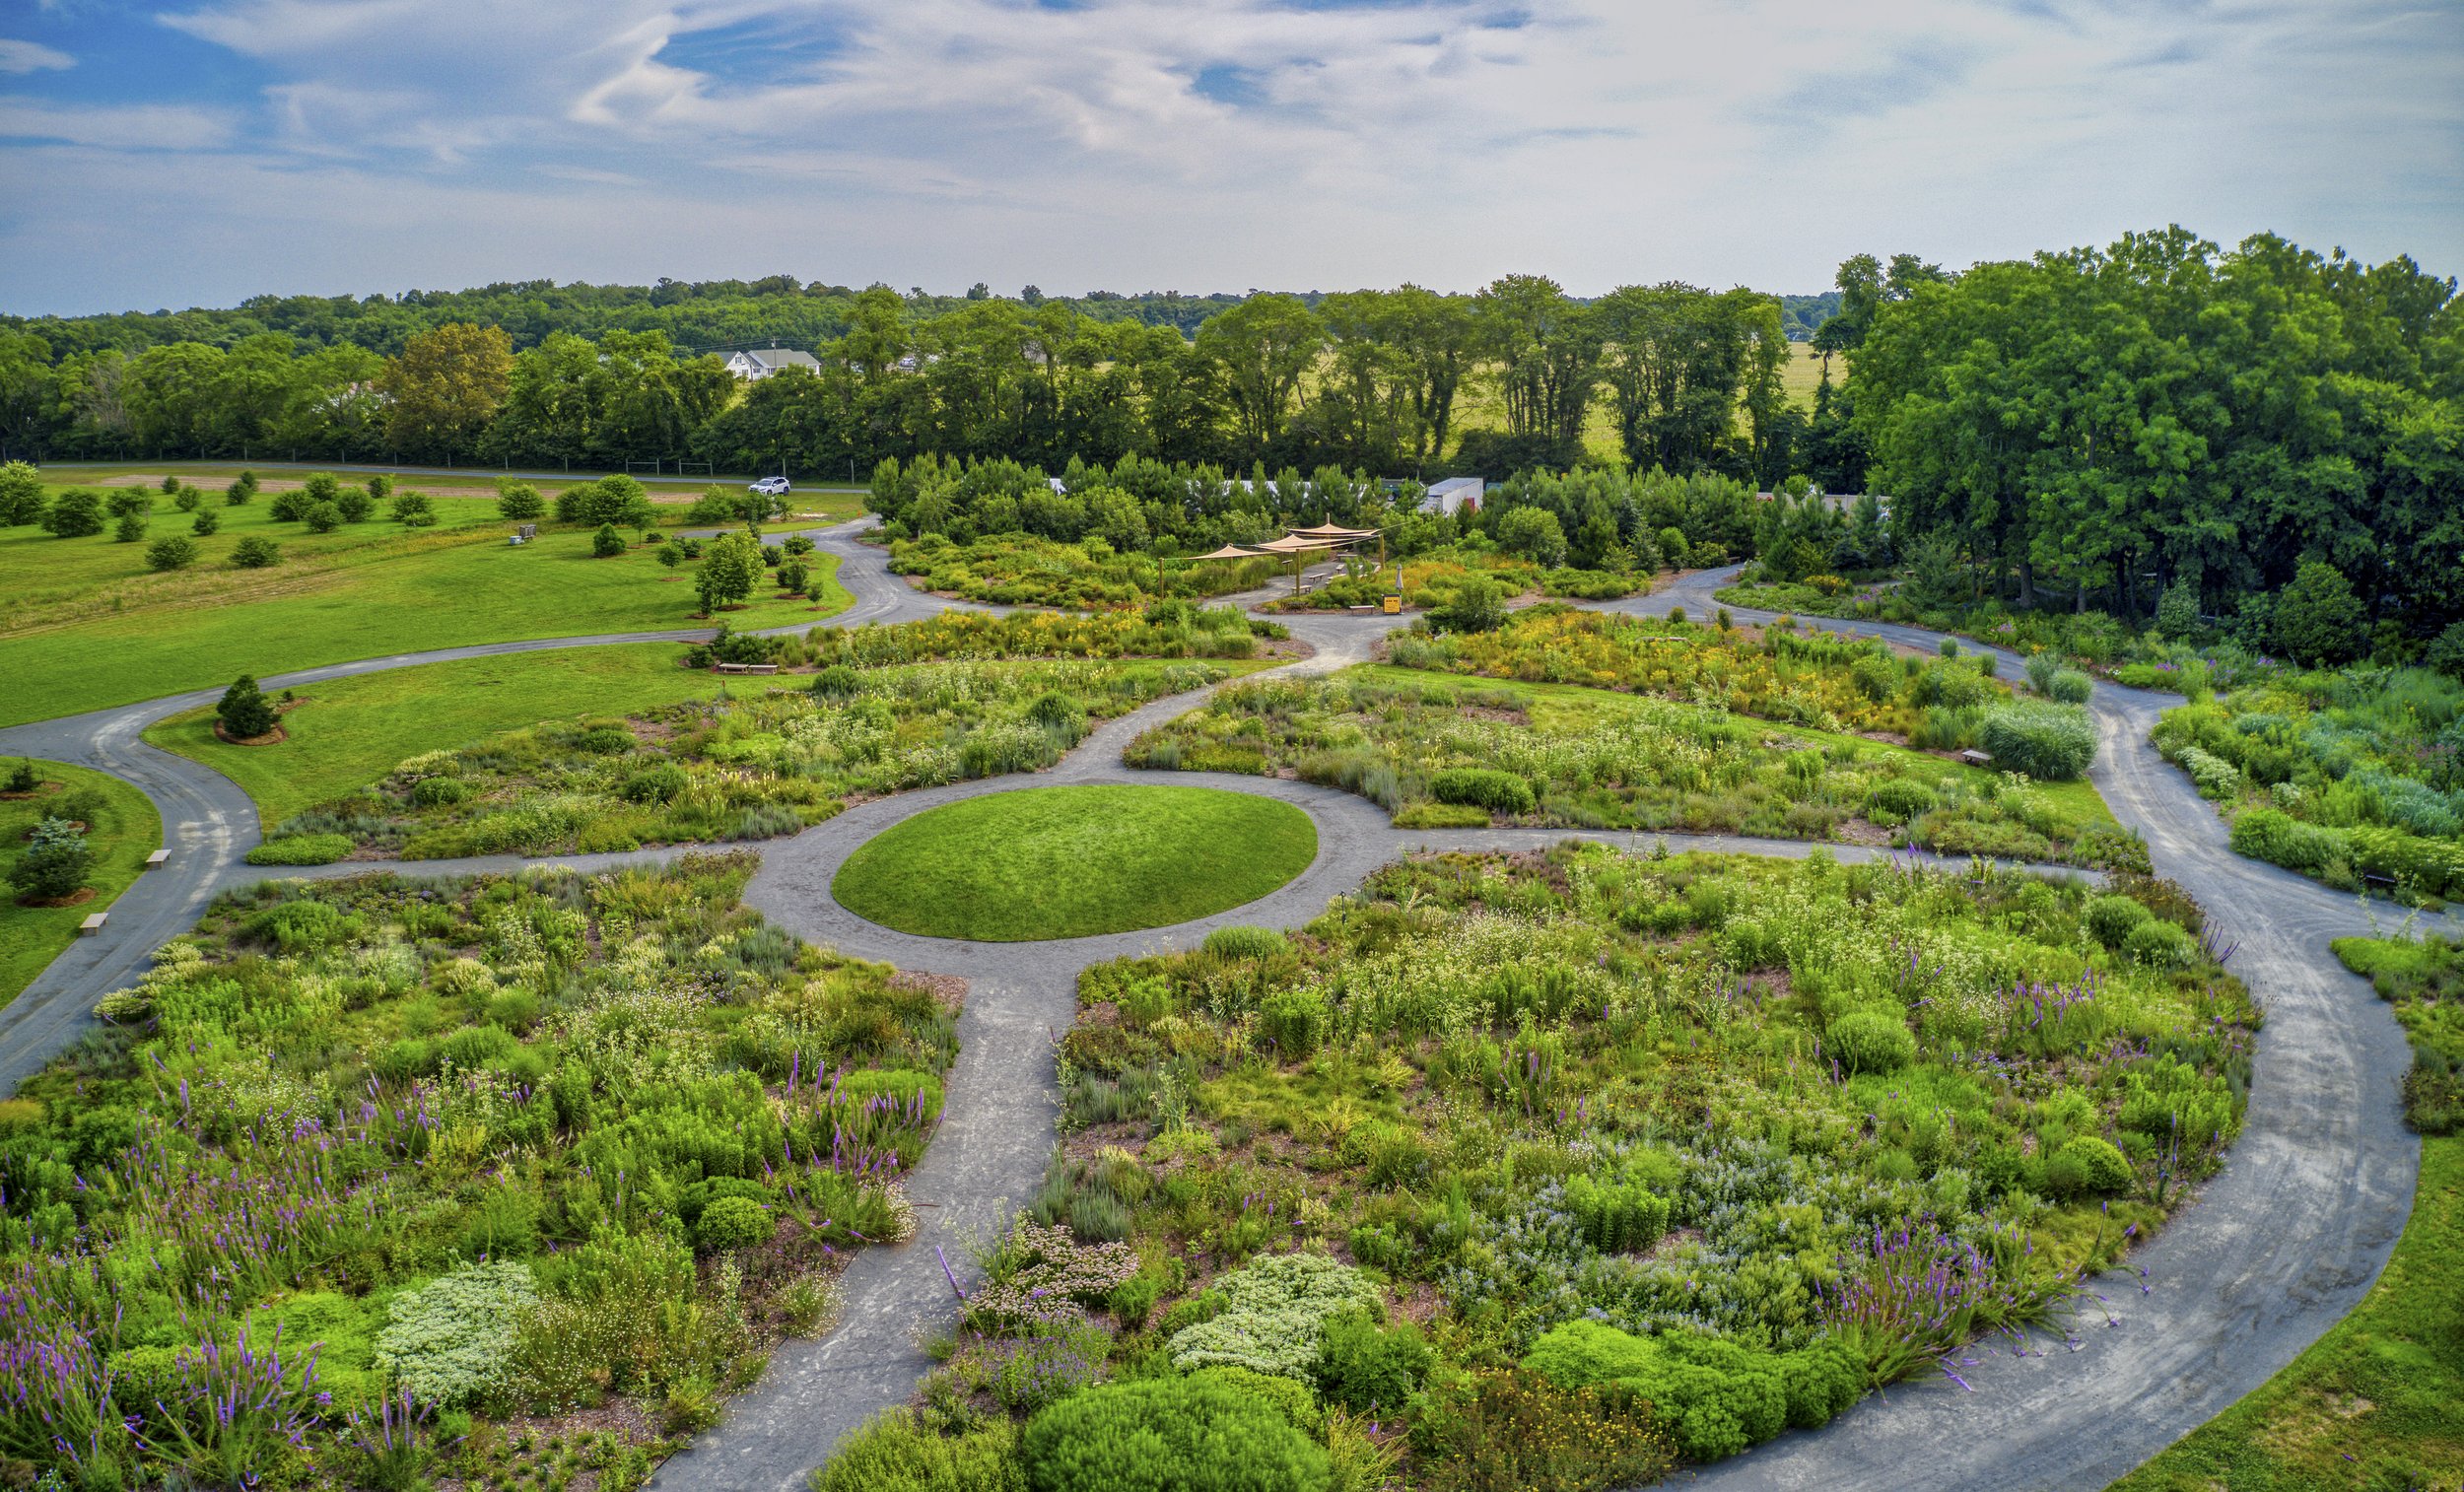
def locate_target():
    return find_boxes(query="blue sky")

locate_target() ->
[2,0,2459,316]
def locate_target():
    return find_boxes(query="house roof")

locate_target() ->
[732,348,821,372]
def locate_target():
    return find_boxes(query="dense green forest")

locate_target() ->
[0,277,1814,482]
[3,227,2456,635]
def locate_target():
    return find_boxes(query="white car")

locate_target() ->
[749,475,791,497]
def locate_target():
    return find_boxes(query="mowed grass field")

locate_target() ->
[1,474,858,727]
[0,762,160,1007]
[831,784,1320,940]
[141,644,737,828]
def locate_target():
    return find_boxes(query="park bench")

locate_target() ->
[79,913,106,936]
[1958,749,1993,768]
[145,848,170,870]
[714,662,781,675]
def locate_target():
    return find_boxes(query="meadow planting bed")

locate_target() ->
[0,852,949,1488]
[818,845,2253,1489]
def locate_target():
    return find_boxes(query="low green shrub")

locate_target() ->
[1165,1254,1380,1381]
[2228,808,2349,879]
[2044,1135,2134,1197]
[2123,919,2199,970]
[1826,1010,1915,1074]
[816,1410,1024,1492]
[2085,894,2154,948]
[1561,1174,1670,1254]
[374,1261,539,1408]
[1866,779,1937,821]
[1021,1377,1331,1492]
[1313,1311,1430,1414]
[695,1195,774,1252]
[1429,768,1535,816]
[1522,1320,1851,1461]
[2044,669,2094,705]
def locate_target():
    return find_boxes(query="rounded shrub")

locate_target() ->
[144,534,197,572]
[1826,1010,1915,1074]
[591,522,628,558]
[1312,1312,1428,1414]
[1978,703,2096,780]
[1022,1377,1332,1492]
[230,535,281,568]
[2123,919,2199,970]
[2084,894,2153,948]
[620,764,689,804]
[1027,690,1088,733]
[695,1195,774,1252]
[1866,779,1937,821]
[2044,1135,2134,1197]
[410,777,472,807]
[1259,987,1331,1058]
[812,664,861,698]
[575,725,635,754]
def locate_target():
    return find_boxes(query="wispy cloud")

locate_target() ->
[0,37,73,73]
[0,0,2455,313]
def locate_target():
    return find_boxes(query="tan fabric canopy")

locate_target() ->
[1251,534,1347,554]
[1191,544,1263,562]
[1288,522,1379,540]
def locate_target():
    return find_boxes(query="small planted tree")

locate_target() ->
[497,481,545,521]
[160,474,181,495]
[172,487,202,513]
[41,490,103,538]
[10,818,93,904]
[113,511,148,543]
[304,502,343,534]
[190,506,221,537]
[335,486,374,523]
[218,675,278,739]
[368,473,394,502]
[0,461,45,526]
[4,760,38,793]
[146,535,199,572]
[777,558,810,594]
[656,543,683,570]
[391,491,436,527]
[592,522,628,558]
[2275,561,2365,665]
[1431,574,1508,634]
[231,535,282,569]
[695,532,763,615]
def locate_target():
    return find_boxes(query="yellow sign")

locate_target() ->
[1382,594,1401,615]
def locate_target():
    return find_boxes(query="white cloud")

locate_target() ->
[0,0,2454,311]
[0,38,74,73]
[0,99,231,150]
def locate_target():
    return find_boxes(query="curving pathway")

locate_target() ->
[0,545,2439,1491]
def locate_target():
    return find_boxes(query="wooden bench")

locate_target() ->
[712,662,782,675]
[78,913,106,936]
[1958,749,1993,768]
[145,848,170,870]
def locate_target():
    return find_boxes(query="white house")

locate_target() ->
[1421,476,1485,517]
[724,347,822,380]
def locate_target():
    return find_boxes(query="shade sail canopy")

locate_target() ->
[1251,534,1347,554]
[1288,522,1379,540]
[1192,544,1263,561]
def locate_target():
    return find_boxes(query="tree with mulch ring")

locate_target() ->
[10,818,93,906]
[215,674,284,744]
[832,784,1317,941]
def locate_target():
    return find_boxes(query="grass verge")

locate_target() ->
[2110,1136,2457,1490]
[832,785,1318,940]
[0,762,162,1006]
[143,644,727,828]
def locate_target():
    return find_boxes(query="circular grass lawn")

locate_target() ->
[831,785,1318,941]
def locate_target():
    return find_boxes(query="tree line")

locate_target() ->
[0,278,1808,483]
[1848,229,2462,637]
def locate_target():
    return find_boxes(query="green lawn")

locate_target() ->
[0,535,849,729]
[0,762,162,1007]
[832,785,1319,940]
[2111,1135,2458,1490]
[143,644,731,828]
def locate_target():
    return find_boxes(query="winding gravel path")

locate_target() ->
[0,545,2437,1491]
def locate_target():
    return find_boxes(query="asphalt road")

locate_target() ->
[0,551,2436,1491]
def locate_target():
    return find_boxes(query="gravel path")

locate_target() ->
[0,547,2439,1491]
